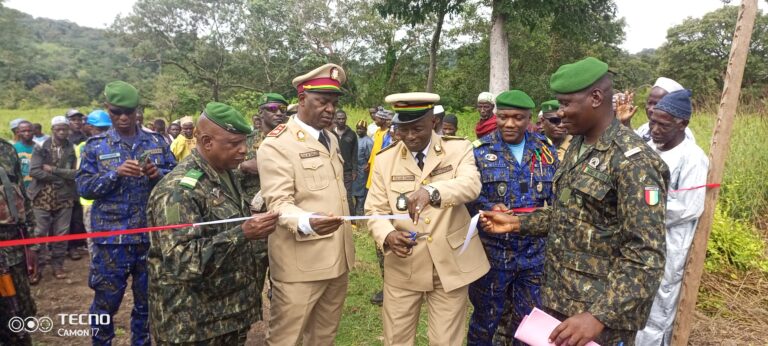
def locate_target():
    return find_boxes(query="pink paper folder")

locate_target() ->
[514,307,601,346]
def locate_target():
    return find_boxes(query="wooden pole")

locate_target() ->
[670,1,758,344]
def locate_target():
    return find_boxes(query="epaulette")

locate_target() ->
[267,124,287,137]
[179,169,204,190]
[441,135,467,141]
[624,147,642,158]
[472,139,486,148]
[84,133,107,146]
[375,140,400,156]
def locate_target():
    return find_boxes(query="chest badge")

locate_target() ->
[484,153,498,162]
[497,182,508,197]
[588,157,600,168]
[296,130,306,142]
[536,181,543,193]
[396,193,408,211]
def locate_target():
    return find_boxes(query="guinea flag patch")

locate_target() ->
[644,186,660,206]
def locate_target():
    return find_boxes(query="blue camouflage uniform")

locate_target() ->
[466,131,558,345]
[76,126,175,346]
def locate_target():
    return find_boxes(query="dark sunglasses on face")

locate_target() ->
[108,107,136,116]
[544,116,562,125]
[261,104,287,113]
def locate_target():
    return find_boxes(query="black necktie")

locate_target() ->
[318,131,330,151]
[416,152,425,170]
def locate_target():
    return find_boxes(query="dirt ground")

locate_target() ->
[27,254,268,346]
[25,253,768,345]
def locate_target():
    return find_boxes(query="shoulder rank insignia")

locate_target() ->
[179,169,204,190]
[267,124,287,137]
[472,139,484,148]
[376,140,400,156]
[624,147,642,158]
[441,135,467,141]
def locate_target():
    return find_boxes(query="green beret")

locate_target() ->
[258,93,288,106]
[550,57,609,94]
[104,81,139,108]
[540,100,560,113]
[495,90,535,110]
[204,102,252,135]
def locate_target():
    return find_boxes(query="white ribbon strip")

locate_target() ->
[192,213,411,227]
[459,213,481,255]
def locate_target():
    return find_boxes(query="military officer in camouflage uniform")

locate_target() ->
[0,138,36,346]
[467,90,558,346]
[238,93,288,205]
[147,102,278,345]
[480,57,669,346]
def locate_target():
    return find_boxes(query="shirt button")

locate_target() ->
[422,180,428,185]
[424,218,431,225]
[427,236,433,243]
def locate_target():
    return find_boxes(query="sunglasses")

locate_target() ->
[543,116,562,125]
[261,104,287,113]
[108,107,136,116]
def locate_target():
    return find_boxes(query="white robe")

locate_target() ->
[636,137,709,346]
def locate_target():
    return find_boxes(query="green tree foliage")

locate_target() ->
[376,0,468,92]
[1,0,765,116]
[0,4,156,108]
[656,5,768,104]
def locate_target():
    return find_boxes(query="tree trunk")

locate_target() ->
[489,0,509,94]
[671,1,758,344]
[427,8,446,92]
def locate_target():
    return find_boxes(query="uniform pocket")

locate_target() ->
[447,222,484,273]
[570,175,615,226]
[559,250,608,303]
[294,232,339,271]
[384,250,412,280]
[301,158,330,191]
[481,168,509,204]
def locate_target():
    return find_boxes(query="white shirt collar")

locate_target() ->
[293,115,321,140]
[411,140,432,160]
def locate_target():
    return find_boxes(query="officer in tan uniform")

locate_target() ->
[365,92,490,346]
[257,63,354,346]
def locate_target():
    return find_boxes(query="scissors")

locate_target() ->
[408,231,430,241]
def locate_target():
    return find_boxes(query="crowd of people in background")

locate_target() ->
[0,58,709,346]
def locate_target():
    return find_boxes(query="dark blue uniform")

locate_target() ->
[76,127,175,345]
[466,131,557,345]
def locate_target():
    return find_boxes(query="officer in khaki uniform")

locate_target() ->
[257,63,354,346]
[366,92,490,346]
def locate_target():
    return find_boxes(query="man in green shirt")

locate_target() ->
[12,121,35,189]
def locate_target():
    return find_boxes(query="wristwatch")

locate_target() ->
[423,185,441,206]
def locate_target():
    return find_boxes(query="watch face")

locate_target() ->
[430,189,440,203]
